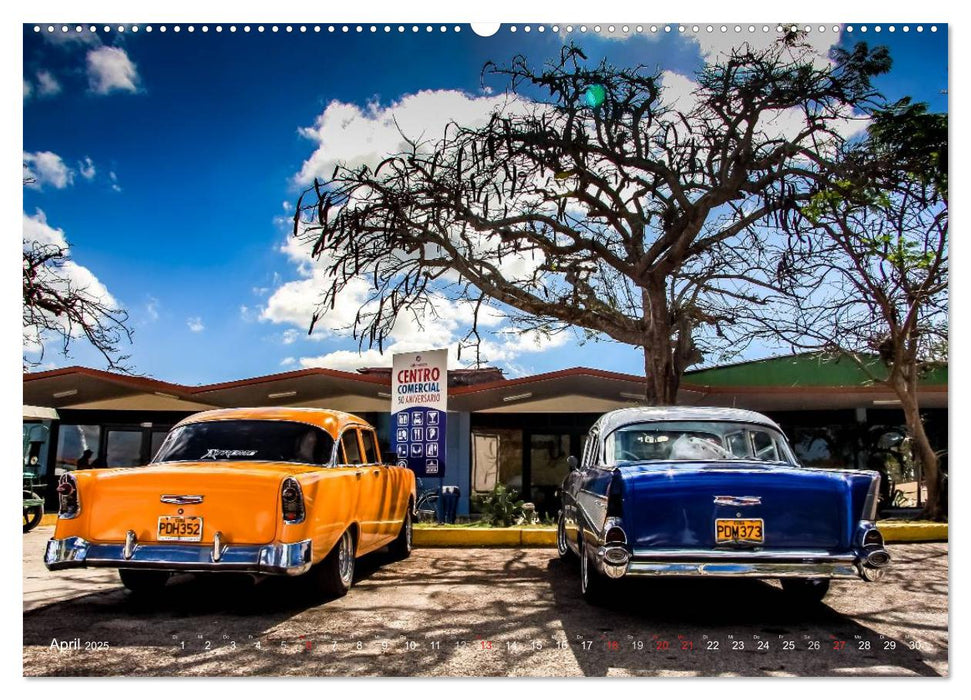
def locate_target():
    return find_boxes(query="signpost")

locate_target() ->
[391,349,447,478]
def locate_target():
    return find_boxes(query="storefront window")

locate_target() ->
[55,425,101,474]
[470,428,523,500]
[104,429,144,468]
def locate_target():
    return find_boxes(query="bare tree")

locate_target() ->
[753,105,947,518]
[23,178,133,371]
[294,37,890,403]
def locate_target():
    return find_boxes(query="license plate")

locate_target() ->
[157,516,203,542]
[715,518,763,544]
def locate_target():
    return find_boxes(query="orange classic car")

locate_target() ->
[45,407,416,597]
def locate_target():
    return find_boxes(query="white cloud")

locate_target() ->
[86,46,140,95]
[36,70,62,97]
[144,296,160,322]
[187,317,205,333]
[23,79,32,99]
[42,29,102,47]
[295,89,523,186]
[240,304,262,322]
[78,157,96,180]
[281,328,302,344]
[263,230,552,372]
[280,357,296,367]
[298,349,390,372]
[23,209,69,249]
[23,209,122,352]
[686,26,842,69]
[23,151,74,189]
[109,171,122,192]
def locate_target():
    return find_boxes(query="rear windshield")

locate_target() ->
[152,420,335,466]
[605,421,797,466]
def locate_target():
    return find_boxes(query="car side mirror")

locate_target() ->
[567,455,579,471]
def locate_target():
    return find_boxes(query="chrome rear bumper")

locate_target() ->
[44,536,313,576]
[598,547,889,580]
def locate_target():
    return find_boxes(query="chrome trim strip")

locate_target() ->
[44,537,313,576]
[713,495,762,507]
[619,548,864,579]
[160,494,204,505]
[631,548,857,562]
[625,560,861,578]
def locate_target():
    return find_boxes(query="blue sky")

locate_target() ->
[22,23,948,385]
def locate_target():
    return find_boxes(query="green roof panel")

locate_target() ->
[684,353,948,388]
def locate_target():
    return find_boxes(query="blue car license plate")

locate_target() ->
[715,518,763,544]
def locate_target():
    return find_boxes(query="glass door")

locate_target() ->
[527,433,572,519]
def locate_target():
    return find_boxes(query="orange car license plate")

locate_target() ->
[715,518,763,544]
[157,516,203,542]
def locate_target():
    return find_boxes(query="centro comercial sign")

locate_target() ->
[391,349,447,478]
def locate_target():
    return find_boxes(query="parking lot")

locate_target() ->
[23,525,948,677]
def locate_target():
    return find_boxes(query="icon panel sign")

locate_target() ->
[393,406,446,474]
[390,349,448,478]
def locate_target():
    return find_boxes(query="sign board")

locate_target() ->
[391,349,447,478]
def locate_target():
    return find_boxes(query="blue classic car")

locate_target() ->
[557,407,891,604]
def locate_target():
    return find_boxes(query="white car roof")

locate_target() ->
[590,406,783,436]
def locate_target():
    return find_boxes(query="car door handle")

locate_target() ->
[372,469,381,476]
[355,471,363,479]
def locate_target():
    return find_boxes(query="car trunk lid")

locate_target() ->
[80,462,313,545]
[620,462,850,551]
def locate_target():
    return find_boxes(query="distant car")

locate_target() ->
[45,408,416,597]
[557,407,891,604]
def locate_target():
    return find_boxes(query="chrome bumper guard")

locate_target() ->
[599,548,886,580]
[44,536,313,576]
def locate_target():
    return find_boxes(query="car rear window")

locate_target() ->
[605,421,797,465]
[152,420,335,466]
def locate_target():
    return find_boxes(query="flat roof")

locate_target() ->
[23,357,948,414]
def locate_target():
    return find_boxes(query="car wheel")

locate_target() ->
[557,511,576,562]
[311,529,356,598]
[119,569,170,594]
[388,507,413,561]
[579,538,611,605]
[780,578,831,605]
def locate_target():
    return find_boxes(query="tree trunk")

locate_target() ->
[897,387,944,521]
[641,344,679,405]
[640,285,680,405]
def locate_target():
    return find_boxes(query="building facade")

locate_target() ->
[23,353,947,516]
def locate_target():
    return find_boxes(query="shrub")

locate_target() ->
[472,484,525,527]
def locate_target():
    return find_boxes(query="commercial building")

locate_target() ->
[23,353,947,516]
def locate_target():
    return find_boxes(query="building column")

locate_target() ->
[447,411,472,516]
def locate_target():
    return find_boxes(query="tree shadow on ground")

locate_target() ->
[23,547,946,677]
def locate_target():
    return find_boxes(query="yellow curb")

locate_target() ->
[521,528,557,547]
[878,521,948,543]
[31,514,58,527]
[414,527,554,547]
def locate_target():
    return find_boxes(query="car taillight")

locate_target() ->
[281,477,305,524]
[57,473,80,519]
[605,526,627,544]
[863,529,884,548]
